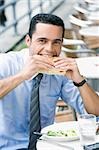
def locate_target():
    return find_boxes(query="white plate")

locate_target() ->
[41,121,79,142]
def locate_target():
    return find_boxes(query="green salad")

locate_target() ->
[47,129,77,137]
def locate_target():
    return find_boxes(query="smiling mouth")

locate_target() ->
[39,54,58,57]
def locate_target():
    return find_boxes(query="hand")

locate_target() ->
[54,57,84,82]
[20,55,54,80]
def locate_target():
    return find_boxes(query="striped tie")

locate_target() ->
[28,74,43,150]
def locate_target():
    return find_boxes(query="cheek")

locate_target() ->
[55,46,61,56]
[57,50,61,56]
[30,44,43,55]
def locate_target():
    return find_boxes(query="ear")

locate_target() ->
[25,34,31,47]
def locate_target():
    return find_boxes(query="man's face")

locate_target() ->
[26,23,63,57]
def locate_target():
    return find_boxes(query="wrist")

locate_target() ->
[18,71,27,81]
[73,79,87,87]
[74,75,85,83]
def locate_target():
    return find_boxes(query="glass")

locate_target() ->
[83,143,99,150]
[78,114,96,146]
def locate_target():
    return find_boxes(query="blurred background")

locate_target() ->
[0,0,76,53]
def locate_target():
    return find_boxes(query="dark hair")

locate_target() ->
[28,13,65,38]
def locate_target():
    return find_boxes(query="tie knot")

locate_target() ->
[32,73,43,88]
[34,73,43,84]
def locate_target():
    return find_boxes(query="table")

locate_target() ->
[37,121,99,150]
[76,56,99,79]
[76,56,99,91]
[79,26,99,37]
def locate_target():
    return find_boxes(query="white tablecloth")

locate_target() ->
[76,56,99,79]
[37,121,99,150]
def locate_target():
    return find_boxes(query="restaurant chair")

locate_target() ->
[63,28,76,49]
[64,28,74,39]
[62,38,96,58]
[55,100,77,122]
[63,38,85,45]
[83,36,99,49]
[69,14,93,40]
[74,4,99,27]
[69,14,93,27]
[79,26,99,51]
[74,4,88,20]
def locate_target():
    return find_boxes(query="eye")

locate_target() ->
[39,39,47,44]
[53,40,62,46]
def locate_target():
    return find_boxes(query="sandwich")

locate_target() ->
[39,57,66,76]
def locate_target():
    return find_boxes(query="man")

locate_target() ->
[0,13,86,149]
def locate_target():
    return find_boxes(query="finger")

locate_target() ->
[54,58,75,66]
[36,61,55,71]
[33,55,54,66]
[53,57,74,62]
[55,62,76,70]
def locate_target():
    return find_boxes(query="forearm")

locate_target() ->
[0,73,25,98]
[79,82,99,116]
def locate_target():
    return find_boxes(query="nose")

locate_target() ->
[46,42,53,51]
[43,41,59,56]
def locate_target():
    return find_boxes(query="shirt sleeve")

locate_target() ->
[0,54,10,78]
[60,77,87,114]
[0,52,21,79]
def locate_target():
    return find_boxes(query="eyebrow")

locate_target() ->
[37,37,62,42]
[54,39,63,42]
